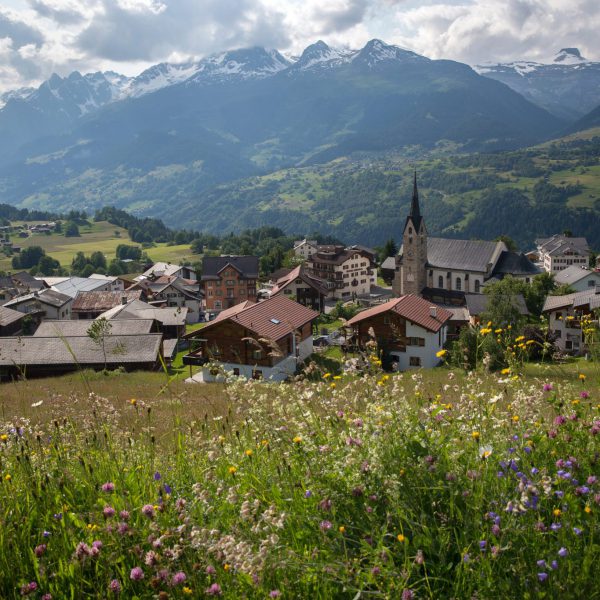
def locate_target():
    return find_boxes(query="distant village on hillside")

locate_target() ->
[0,176,598,382]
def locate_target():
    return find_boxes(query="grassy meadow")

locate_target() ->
[0,221,194,273]
[1,355,599,598]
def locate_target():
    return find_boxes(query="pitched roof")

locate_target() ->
[536,235,589,256]
[380,256,396,270]
[34,319,155,337]
[4,289,72,309]
[425,238,504,272]
[464,293,529,317]
[554,265,600,285]
[0,334,163,366]
[492,251,541,277]
[191,295,318,341]
[98,299,188,326]
[347,295,452,333]
[72,290,143,312]
[0,305,24,327]
[270,265,329,296]
[542,288,600,312]
[212,300,255,323]
[201,256,259,280]
[52,277,110,298]
[405,171,423,232]
[140,262,195,279]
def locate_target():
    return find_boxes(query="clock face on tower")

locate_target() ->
[407,250,413,257]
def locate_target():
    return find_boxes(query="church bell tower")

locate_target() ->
[393,172,428,296]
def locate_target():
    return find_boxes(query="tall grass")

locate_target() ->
[0,366,599,598]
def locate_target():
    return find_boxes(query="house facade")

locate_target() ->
[554,265,600,292]
[202,256,259,312]
[184,295,318,382]
[269,264,329,311]
[536,235,590,273]
[347,295,452,370]
[3,289,72,321]
[293,239,318,260]
[305,245,377,299]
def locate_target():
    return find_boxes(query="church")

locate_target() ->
[392,174,540,305]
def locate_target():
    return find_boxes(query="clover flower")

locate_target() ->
[130,567,144,581]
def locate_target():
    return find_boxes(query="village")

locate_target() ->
[0,176,598,383]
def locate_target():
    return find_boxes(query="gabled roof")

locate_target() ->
[212,301,255,323]
[536,235,589,256]
[98,299,188,327]
[0,334,163,366]
[542,288,600,312]
[189,295,318,341]
[72,290,143,312]
[140,262,195,279]
[4,289,71,309]
[492,251,541,277]
[380,256,396,270]
[201,256,259,280]
[34,319,155,337]
[270,265,329,296]
[52,277,110,298]
[554,265,600,285]
[347,295,452,333]
[424,238,504,272]
[0,305,24,327]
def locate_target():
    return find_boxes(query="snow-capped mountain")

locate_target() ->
[0,86,35,110]
[475,48,600,120]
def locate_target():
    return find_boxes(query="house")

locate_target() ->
[464,293,530,324]
[536,234,590,273]
[305,245,377,299]
[71,290,144,319]
[3,289,72,321]
[89,273,126,292]
[392,174,539,301]
[269,264,329,311]
[99,299,188,339]
[202,256,259,312]
[347,295,452,370]
[138,262,197,281]
[129,276,201,323]
[0,306,25,336]
[34,319,157,337]
[183,295,319,382]
[380,256,397,285]
[554,265,600,292]
[0,334,164,381]
[542,287,600,355]
[1,271,48,303]
[293,239,318,260]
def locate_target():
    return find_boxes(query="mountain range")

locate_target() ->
[0,39,598,246]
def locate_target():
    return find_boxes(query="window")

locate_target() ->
[407,337,425,346]
[226,280,236,286]
[233,368,240,376]
[252,369,263,380]
[248,289,256,296]
[455,278,462,291]
[216,289,222,295]
[409,356,421,367]
[214,301,222,309]
[383,315,390,324]
[207,282,213,288]
[253,349,262,360]
[240,289,246,295]
[208,290,213,297]
[474,280,480,293]
[589,280,597,287]
[438,275,443,288]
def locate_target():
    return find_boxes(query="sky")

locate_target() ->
[0,0,599,93]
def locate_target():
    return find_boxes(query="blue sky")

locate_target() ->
[0,0,598,92]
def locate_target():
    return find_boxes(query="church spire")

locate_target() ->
[410,170,420,220]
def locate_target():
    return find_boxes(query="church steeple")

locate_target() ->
[407,171,423,230]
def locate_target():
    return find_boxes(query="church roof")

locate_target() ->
[405,171,423,231]
[492,251,541,277]
[425,238,503,272]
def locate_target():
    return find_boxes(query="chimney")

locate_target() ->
[429,305,437,319]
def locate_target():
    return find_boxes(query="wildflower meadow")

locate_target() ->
[1,362,599,598]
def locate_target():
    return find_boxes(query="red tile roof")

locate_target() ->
[194,295,318,341]
[347,295,452,333]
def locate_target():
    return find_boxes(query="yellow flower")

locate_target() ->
[480,328,492,335]
[330,383,336,389]
[515,335,525,342]
[436,349,447,358]
[553,508,561,517]
[471,431,480,440]
[0,434,7,442]
[584,506,592,514]
[399,468,406,476]
[339,526,346,533]
[507,325,512,330]
[579,373,586,381]
[571,399,580,406]
[377,381,384,387]
[501,368,511,375]
[293,436,302,444]
[183,587,193,595]
[218,435,226,443]
[224,563,231,571]
[512,415,519,422]
[4,474,11,482]
[383,375,390,381]
[261,439,269,446]
[322,373,331,379]
[333,375,342,380]
[494,328,503,334]
[228,466,237,475]
[526,340,535,345]
[129,398,137,406]
[487,321,492,327]
[397,534,406,542]
[245,449,253,457]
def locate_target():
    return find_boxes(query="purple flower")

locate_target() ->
[538,572,548,582]
[42,531,50,538]
[130,567,144,581]
[206,565,216,575]
[491,524,501,537]
[551,560,559,570]
[34,544,47,557]
[573,527,583,536]
[537,560,546,568]
[543,383,553,392]
[42,595,52,600]
[319,520,333,532]
[587,476,597,485]
[164,484,172,495]
[153,471,162,481]
[206,583,222,596]
[270,591,282,598]
[119,510,130,521]
[141,504,155,519]
[479,540,487,551]
[101,482,115,492]
[550,523,562,531]
[304,490,312,498]
[109,579,121,594]
[103,506,116,519]
[171,571,187,586]
[463,553,470,563]
[74,542,91,560]
[371,566,381,575]
[401,590,414,600]
[558,547,568,558]
[580,391,589,399]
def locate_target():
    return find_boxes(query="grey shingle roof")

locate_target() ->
[0,334,163,366]
[542,288,600,312]
[201,256,259,280]
[0,306,24,327]
[465,293,529,317]
[492,251,541,277]
[425,238,503,272]
[52,277,110,298]
[554,266,600,285]
[4,289,71,309]
[72,290,143,312]
[34,319,155,337]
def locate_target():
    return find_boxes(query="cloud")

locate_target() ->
[312,0,369,34]
[76,0,290,62]
[0,10,44,48]
[28,0,86,24]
